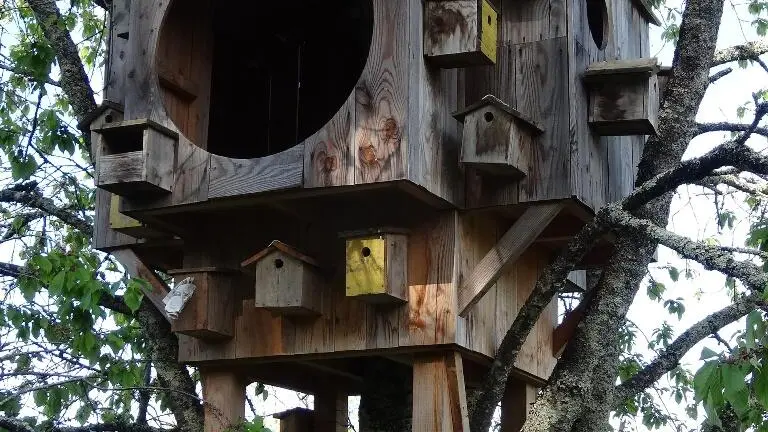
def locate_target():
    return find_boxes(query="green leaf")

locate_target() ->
[123,281,144,313]
[700,347,719,360]
[755,365,768,410]
[694,361,719,402]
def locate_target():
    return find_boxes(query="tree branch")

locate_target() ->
[695,122,768,138]
[0,182,92,237]
[612,291,765,405]
[604,206,768,291]
[711,41,768,67]
[26,0,97,162]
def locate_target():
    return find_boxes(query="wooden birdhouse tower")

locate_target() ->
[91,0,660,429]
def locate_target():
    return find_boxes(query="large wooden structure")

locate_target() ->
[88,0,660,430]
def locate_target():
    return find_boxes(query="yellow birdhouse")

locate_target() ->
[344,230,408,305]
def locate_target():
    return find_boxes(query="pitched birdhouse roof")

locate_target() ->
[77,100,124,132]
[241,240,321,269]
[453,94,544,133]
[630,0,661,26]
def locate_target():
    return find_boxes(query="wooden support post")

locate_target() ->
[458,203,563,315]
[202,370,246,432]
[412,352,469,432]
[314,390,348,432]
[500,379,537,432]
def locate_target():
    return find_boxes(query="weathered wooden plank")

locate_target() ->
[403,214,457,346]
[105,0,130,104]
[458,212,499,355]
[407,0,463,206]
[201,370,246,432]
[354,0,408,184]
[208,145,304,199]
[515,38,571,203]
[412,352,469,432]
[304,94,355,188]
[458,203,562,316]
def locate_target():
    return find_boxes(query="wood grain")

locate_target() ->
[412,352,469,432]
[354,0,408,184]
[458,203,562,315]
[208,145,304,199]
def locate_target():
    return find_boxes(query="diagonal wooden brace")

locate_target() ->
[458,203,564,316]
[111,248,171,322]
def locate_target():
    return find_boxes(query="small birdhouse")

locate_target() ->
[241,241,323,317]
[454,95,543,177]
[108,194,164,238]
[167,267,240,340]
[274,408,314,432]
[583,58,660,136]
[424,0,498,67]
[344,230,408,305]
[93,118,177,196]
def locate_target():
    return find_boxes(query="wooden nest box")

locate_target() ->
[584,58,661,136]
[92,0,662,429]
[343,229,408,305]
[454,95,543,177]
[242,241,324,317]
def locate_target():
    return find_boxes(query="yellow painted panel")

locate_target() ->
[480,0,498,64]
[345,237,386,297]
[109,194,142,230]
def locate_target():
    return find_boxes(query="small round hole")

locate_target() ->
[274,258,284,269]
[484,111,494,122]
[361,247,371,258]
[104,114,114,123]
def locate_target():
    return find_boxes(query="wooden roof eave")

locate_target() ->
[241,240,322,269]
[452,94,544,134]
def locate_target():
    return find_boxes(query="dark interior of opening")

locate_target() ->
[207,1,373,159]
[586,0,607,50]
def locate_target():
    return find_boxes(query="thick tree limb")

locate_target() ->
[694,122,768,138]
[711,41,768,67]
[0,183,93,237]
[605,206,768,291]
[26,0,97,162]
[613,292,766,406]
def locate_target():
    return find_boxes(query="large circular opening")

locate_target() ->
[157,0,373,159]
[586,0,608,50]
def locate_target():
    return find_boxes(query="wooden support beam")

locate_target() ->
[500,379,537,432]
[202,370,246,432]
[111,248,170,322]
[412,352,469,432]
[552,281,599,357]
[458,203,563,316]
[314,390,348,432]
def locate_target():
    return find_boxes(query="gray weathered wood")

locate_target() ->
[458,203,563,316]
[424,0,497,67]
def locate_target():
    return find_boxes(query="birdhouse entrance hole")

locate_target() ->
[157,0,374,159]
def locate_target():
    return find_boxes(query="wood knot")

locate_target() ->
[381,118,400,143]
[359,141,378,166]
[315,149,338,174]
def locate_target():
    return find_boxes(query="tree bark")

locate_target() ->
[358,358,412,432]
